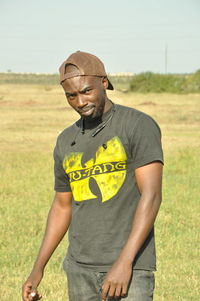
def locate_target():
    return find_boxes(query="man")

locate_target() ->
[22,51,163,301]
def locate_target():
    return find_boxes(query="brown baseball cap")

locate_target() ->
[59,51,114,90]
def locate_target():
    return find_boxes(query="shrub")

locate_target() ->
[129,72,187,93]
[185,69,200,92]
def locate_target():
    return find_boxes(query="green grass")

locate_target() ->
[0,152,68,300]
[155,148,200,300]
[0,84,200,300]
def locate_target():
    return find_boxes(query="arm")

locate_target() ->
[101,161,163,300]
[22,191,72,301]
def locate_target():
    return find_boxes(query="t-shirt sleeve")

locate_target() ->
[130,114,164,169]
[53,140,71,192]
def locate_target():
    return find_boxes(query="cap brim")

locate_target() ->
[107,78,114,90]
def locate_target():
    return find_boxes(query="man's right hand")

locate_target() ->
[22,269,43,301]
[22,192,72,300]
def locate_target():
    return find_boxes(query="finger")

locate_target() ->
[107,283,116,299]
[30,290,42,301]
[101,282,110,301]
[30,291,37,300]
[22,291,29,301]
[121,283,128,297]
[22,282,32,301]
[23,291,30,301]
[114,285,122,298]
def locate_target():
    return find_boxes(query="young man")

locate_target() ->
[22,51,163,301]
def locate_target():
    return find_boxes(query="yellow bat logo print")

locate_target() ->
[63,136,127,202]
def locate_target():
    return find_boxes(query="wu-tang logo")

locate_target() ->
[63,136,127,203]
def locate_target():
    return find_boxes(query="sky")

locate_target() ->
[0,0,200,74]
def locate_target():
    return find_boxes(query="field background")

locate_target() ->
[0,80,200,300]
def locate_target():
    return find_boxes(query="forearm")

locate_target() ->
[117,162,163,265]
[101,195,161,300]
[118,193,161,264]
[101,162,163,300]
[31,198,71,272]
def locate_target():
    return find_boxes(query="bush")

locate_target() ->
[129,72,187,93]
[185,69,200,92]
[1,70,200,93]
[0,73,59,85]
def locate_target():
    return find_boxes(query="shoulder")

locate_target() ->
[115,103,147,120]
[114,104,160,131]
[56,120,80,143]
[54,120,81,157]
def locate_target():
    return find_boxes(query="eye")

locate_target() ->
[66,93,76,100]
[83,88,92,94]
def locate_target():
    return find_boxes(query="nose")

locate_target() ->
[77,94,88,108]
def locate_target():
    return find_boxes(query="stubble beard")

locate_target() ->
[82,99,105,121]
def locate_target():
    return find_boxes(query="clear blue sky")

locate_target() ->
[1,0,200,74]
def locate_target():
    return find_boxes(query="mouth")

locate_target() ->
[79,105,95,116]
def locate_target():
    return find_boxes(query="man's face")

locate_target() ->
[62,76,108,120]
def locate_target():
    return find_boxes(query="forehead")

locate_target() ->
[62,75,101,92]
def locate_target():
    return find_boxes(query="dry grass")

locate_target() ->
[1,85,199,153]
[0,84,199,300]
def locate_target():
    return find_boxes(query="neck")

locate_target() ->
[72,102,115,145]
[103,98,113,114]
[80,101,114,130]
[83,98,113,124]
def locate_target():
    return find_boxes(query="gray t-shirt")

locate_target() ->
[54,104,164,272]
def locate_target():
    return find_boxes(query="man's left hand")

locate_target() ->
[101,260,132,300]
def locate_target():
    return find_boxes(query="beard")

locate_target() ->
[80,99,105,121]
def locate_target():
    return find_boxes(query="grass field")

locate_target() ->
[0,84,200,300]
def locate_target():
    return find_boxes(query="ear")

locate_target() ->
[102,77,108,89]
